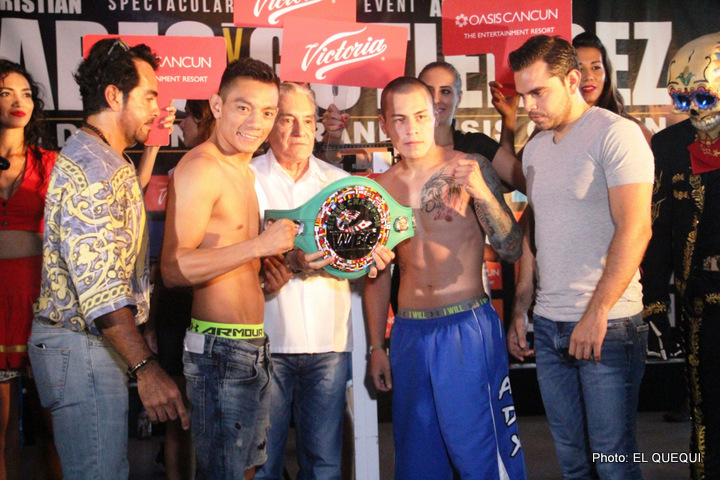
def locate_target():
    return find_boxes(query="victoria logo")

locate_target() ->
[302,27,388,80]
[253,0,323,25]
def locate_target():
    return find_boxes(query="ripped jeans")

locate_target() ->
[183,331,272,480]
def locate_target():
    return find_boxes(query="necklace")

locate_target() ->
[0,154,27,200]
[81,121,134,166]
[82,121,112,147]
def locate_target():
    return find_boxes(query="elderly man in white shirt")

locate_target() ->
[251,82,351,480]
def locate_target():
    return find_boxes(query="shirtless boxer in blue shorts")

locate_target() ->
[365,77,527,480]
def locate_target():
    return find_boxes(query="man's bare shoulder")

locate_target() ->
[174,142,224,181]
[375,161,408,190]
[169,143,229,207]
[447,149,491,167]
[178,141,222,166]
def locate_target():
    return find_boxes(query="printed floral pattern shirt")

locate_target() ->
[34,130,149,335]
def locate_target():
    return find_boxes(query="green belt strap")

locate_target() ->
[397,296,489,320]
[189,319,264,339]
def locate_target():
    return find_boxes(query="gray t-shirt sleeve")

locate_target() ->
[599,118,654,188]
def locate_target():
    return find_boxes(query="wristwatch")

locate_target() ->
[264,176,414,279]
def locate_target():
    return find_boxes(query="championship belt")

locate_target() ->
[264,176,414,279]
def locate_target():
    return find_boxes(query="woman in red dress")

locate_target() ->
[0,59,61,480]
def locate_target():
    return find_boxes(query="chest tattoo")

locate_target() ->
[421,169,466,221]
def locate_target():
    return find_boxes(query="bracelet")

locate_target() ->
[368,343,385,355]
[127,355,157,379]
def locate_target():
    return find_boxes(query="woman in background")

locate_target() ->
[179,99,214,149]
[572,31,653,143]
[0,59,61,480]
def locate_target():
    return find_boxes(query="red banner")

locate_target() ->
[234,0,355,28]
[280,17,408,88]
[442,0,572,85]
[144,174,170,213]
[82,35,226,101]
[83,35,226,145]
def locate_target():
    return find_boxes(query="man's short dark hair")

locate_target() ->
[74,38,159,118]
[380,76,434,116]
[218,57,279,99]
[508,35,579,80]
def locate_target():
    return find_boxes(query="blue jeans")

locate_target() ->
[534,314,648,480]
[256,352,349,480]
[28,319,129,480]
[183,331,272,480]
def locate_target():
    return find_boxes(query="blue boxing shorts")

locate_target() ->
[390,297,527,480]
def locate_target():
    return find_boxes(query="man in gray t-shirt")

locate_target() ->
[525,106,652,322]
[507,36,653,480]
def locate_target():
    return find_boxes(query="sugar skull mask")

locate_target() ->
[667,32,720,139]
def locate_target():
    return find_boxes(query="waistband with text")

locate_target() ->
[397,296,489,320]
[189,318,264,340]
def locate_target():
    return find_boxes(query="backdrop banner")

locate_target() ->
[1,1,718,155]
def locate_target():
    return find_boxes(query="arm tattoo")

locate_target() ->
[473,157,523,263]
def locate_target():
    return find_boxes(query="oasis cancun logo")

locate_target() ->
[453,9,559,28]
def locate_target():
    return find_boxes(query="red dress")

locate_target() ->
[0,147,56,370]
